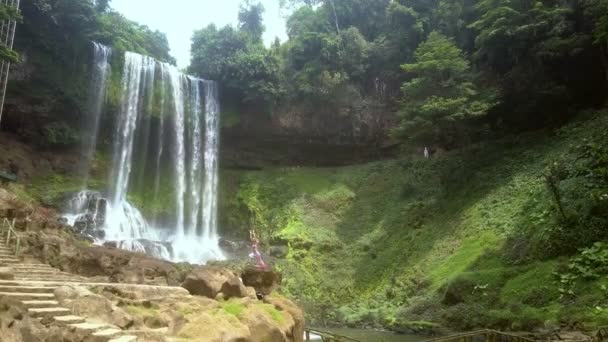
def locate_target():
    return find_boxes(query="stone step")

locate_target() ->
[89,328,123,342]
[29,307,71,319]
[53,315,86,326]
[0,292,55,300]
[0,285,57,293]
[16,276,83,282]
[11,265,56,269]
[21,300,60,309]
[69,322,111,332]
[69,323,115,342]
[0,258,19,263]
[13,270,60,274]
[0,280,58,286]
[13,269,58,274]
[108,336,137,342]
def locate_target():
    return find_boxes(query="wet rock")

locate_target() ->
[219,238,250,258]
[68,191,107,237]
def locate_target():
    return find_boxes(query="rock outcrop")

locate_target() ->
[241,267,282,296]
[17,228,192,286]
[181,265,251,299]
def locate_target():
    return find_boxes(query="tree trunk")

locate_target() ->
[328,0,340,35]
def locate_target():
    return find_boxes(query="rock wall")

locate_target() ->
[222,101,399,168]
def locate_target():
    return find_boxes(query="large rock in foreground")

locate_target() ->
[181,265,250,299]
[242,267,282,296]
[18,229,193,286]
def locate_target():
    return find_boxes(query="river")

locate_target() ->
[309,328,426,342]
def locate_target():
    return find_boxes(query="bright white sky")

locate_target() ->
[110,0,289,68]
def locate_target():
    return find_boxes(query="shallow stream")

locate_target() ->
[309,328,426,342]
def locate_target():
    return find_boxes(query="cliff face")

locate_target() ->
[221,101,399,168]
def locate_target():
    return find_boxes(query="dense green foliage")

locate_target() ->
[0,4,22,63]
[8,0,174,147]
[395,32,496,144]
[220,111,608,331]
[189,2,284,111]
[190,0,608,146]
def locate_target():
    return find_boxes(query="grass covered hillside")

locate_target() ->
[219,111,608,332]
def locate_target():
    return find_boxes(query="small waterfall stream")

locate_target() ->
[65,44,224,264]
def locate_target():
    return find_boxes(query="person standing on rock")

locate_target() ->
[249,229,267,270]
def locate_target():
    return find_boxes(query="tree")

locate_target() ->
[190,24,248,81]
[238,0,265,43]
[394,32,496,145]
[95,0,110,13]
[0,3,21,63]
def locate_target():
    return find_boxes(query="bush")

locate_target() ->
[42,122,81,147]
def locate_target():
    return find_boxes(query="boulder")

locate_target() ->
[181,266,242,299]
[240,307,286,342]
[241,267,282,295]
[265,296,305,342]
[220,276,249,299]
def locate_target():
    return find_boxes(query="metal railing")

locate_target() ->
[304,328,361,342]
[423,329,535,342]
[0,0,21,126]
[1,217,20,255]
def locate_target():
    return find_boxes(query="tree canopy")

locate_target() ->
[188,0,608,147]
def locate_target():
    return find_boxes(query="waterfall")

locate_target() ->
[168,67,187,237]
[64,46,224,264]
[202,81,220,240]
[80,42,111,186]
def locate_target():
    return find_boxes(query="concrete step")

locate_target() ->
[16,277,83,282]
[11,265,56,269]
[29,307,71,319]
[53,315,86,326]
[0,292,55,300]
[68,322,113,341]
[13,270,60,274]
[0,280,58,286]
[21,300,60,309]
[0,258,19,263]
[0,285,57,293]
[89,328,123,342]
[108,336,137,342]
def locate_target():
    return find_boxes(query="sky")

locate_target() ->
[111,0,289,68]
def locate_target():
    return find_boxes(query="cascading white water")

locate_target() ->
[187,76,203,237]
[201,81,220,240]
[80,42,111,186]
[65,46,225,264]
[168,67,187,238]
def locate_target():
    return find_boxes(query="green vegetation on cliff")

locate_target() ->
[190,0,608,146]
[219,111,608,331]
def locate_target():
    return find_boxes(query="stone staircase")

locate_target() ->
[0,240,138,341]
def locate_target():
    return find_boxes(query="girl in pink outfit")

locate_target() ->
[249,230,267,270]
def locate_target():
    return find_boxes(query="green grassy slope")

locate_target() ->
[219,111,608,331]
